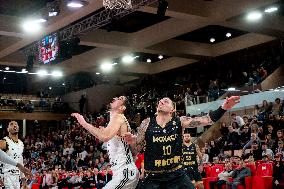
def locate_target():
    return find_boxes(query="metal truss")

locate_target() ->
[23,0,159,56]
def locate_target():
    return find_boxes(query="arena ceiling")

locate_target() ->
[0,0,282,83]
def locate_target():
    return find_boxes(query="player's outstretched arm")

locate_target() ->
[71,113,122,142]
[181,96,240,128]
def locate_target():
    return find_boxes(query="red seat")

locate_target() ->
[256,163,273,176]
[203,165,211,177]
[210,165,224,177]
[31,184,40,189]
[246,163,257,176]
[251,163,273,189]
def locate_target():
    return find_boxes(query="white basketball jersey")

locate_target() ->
[106,115,134,170]
[2,137,24,174]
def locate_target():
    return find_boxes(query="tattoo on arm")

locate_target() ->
[132,118,150,155]
[181,115,213,128]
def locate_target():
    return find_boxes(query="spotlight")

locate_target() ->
[51,70,63,77]
[67,0,87,8]
[157,0,168,17]
[37,70,48,76]
[62,83,65,86]
[158,55,163,59]
[226,32,232,38]
[101,62,113,72]
[246,11,262,21]
[17,69,28,73]
[147,59,152,63]
[49,87,52,90]
[210,38,215,43]
[5,67,9,71]
[22,18,46,33]
[122,55,135,64]
[264,6,278,13]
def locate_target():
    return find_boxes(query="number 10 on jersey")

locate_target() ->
[163,145,172,155]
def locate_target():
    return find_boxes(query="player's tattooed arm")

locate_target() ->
[180,115,213,128]
[125,118,150,156]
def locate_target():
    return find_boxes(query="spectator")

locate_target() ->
[240,125,250,146]
[243,133,261,151]
[272,98,282,115]
[265,133,275,150]
[209,163,233,189]
[97,157,108,171]
[225,125,240,150]
[273,154,284,189]
[209,141,219,161]
[42,169,53,189]
[261,142,274,160]
[200,147,209,164]
[227,158,251,189]
[79,94,87,114]
[251,141,263,161]
[231,113,245,128]
[274,140,284,158]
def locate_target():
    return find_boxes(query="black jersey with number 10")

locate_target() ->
[144,117,183,173]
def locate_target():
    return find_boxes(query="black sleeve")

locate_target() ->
[209,106,227,122]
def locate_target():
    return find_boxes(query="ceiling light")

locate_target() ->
[51,70,63,77]
[37,18,47,23]
[122,55,135,64]
[3,70,16,73]
[62,83,65,86]
[227,87,236,91]
[37,70,48,76]
[158,55,163,59]
[3,77,6,80]
[264,6,278,13]
[49,87,52,90]
[113,62,118,65]
[246,11,262,21]
[210,38,215,43]
[147,59,152,63]
[5,67,9,71]
[49,11,58,17]
[20,68,28,73]
[67,0,85,8]
[22,19,46,33]
[96,72,101,75]
[101,62,113,72]
[226,32,232,38]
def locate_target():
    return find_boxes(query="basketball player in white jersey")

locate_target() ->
[72,96,139,189]
[0,121,31,189]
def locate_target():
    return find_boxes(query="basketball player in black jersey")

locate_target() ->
[124,96,240,189]
[182,133,203,189]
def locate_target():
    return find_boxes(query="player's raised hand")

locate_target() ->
[71,113,87,126]
[222,96,240,110]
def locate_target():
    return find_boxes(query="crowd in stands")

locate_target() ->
[197,97,284,189]
[0,94,70,113]
[122,40,283,118]
[20,114,111,189]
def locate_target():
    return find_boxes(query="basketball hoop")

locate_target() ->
[103,0,132,9]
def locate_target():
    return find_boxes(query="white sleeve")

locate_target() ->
[0,149,17,166]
